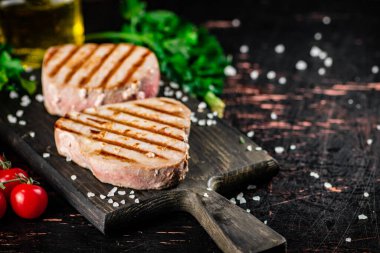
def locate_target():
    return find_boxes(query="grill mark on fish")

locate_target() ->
[44,47,59,66]
[64,45,99,84]
[107,107,184,130]
[158,98,182,106]
[79,44,117,87]
[102,45,137,89]
[133,103,184,118]
[96,149,136,163]
[82,111,184,141]
[63,115,184,152]
[116,50,151,89]
[56,122,169,160]
[48,46,80,77]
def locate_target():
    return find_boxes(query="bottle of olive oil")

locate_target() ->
[0,0,84,68]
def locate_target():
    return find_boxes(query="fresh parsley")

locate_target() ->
[86,0,228,117]
[0,44,36,95]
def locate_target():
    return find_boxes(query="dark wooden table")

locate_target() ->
[1,0,380,252]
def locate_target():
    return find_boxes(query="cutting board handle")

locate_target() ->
[183,188,286,253]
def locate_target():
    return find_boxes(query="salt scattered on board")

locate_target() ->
[322,16,331,25]
[240,45,249,54]
[364,192,369,198]
[358,214,368,220]
[7,114,17,124]
[100,194,106,200]
[247,185,256,190]
[224,65,237,76]
[71,175,77,181]
[250,70,259,80]
[252,196,261,201]
[274,44,285,54]
[274,146,285,154]
[372,65,379,74]
[135,198,140,203]
[16,110,24,117]
[318,68,326,76]
[113,202,119,207]
[267,71,276,80]
[295,60,307,70]
[278,77,287,85]
[9,91,19,99]
[118,191,126,196]
[107,187,118,197]
[310,172,320,179]
[239,197,247,204]
[230,198,236,204]
[345,237,351,242]
[108,199,113,204]
[270,112,278,120]
[35,94,44,102]
[87,192,95,198]
[324,182,332,189]
[42,153,50,158]
[290,144,296,150]
[367,139,373,145]
[314,32,322,40]
[247,131,254,138]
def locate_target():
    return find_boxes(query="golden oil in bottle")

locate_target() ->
[0,0,84,68]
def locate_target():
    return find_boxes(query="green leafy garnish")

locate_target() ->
[0,44,36,95]
[86,0,228,117]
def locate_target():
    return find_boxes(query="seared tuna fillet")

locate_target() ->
[54,97,191,190]
[42,43,160,116]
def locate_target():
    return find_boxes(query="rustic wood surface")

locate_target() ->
[1,0,380,252]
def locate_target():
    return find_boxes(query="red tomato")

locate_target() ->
[0,168,28,198]
[10,184,48,219]
[0,191,6,218]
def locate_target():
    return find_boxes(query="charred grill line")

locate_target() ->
[101,45,137,89]
[134,103,184,118]
[117,50,151,89]
[80,44,117,87]
[48,46,80,77]
[82,111,184,141]
[64,45,99,84]
[107,107,184,130]
[55,122,169,160]
[63,115,184,153]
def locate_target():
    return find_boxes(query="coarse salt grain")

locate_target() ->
[42,153,50,158]
[364,192,369,198]
[318,68,326,76]
[295,60,307,70]
[247,185,256,190]
[129,195,135,199]
[130,190,134,194]
[275,146,285,154]
[310,46,321,57]
[7,114,17,124]
[324,57,333,67]
[279,77,287,85]
[230,198,236,204]
[169,82,179,89]
[19,120,26,126]
[310,172,320,179]
[198,102,207,110]
[120,200,126,204]
[87,192,95,198]
[267,71,276,80]
[181,96,188,102]
[108,199,113,204]
[264,220,268,224]
[29,131,35,138]
[239,197,247,204]
[20,95,31,107]
[274,44,285,54]
[270,112,278,120]
[247,131,254,138]
[35,94,44,102]
[240,45,249,54]
[71,175,77,181]
[29,75,36,81]
[322,16,331,25]
[367,139,373,145]
[246,145,252,151]
[118,191,126,195]
[207,113,214,119]
[113,202,119,207]
[290,144,296,150]
[66,156,72,162]
[206,119,213,126]
[255,146,263,151]
[203,193,209,198]
[372,65,379,74]
[207,187,212,191]
[9,91,18,99]
[348,99,354,105]
[224,65,237,76]
[377,125,380,130]
[232,19,241,27]
[175,90,183,99]
[314,32,322,40]
[250,70,259,80]
[358,214,368,220]
[198,119,206,126]
[345,237,351,242]
[324,182,332,189]
[16,110,24,117]
[246,209,250,213]
[100,194,106,199]
[319,51,328,60]
[236,192,244,200]
[107,187,118,197]
[135,198,140,203]
[252,196,261,201]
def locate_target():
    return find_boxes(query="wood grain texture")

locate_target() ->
[0,76,284,252]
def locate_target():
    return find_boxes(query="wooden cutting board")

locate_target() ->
[0,73,286,253]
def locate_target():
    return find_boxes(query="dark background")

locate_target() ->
[1,0,380,252]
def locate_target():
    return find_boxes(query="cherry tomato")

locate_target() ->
[0,168,28,198]
[10,184,48,219]
[0,191,6,219]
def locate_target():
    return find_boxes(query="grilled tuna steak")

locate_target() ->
[54,97,191,190]
[42,43,160,116]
